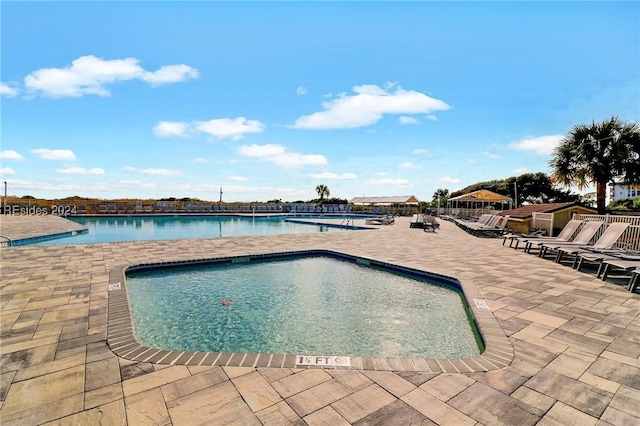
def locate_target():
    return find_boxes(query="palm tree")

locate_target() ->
[315,184,330,202]
[550,116,640,214]
[432,188,449,206]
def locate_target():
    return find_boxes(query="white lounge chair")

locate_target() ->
[537,221,605,258]
[555,222,631,266]
[505,219,583,252]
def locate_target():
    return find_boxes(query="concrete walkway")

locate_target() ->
[1,216,639,425]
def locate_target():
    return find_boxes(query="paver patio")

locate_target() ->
[1,215,639,425]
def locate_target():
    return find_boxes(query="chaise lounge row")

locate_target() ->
[455,214,510,237]
[504,219,640,292]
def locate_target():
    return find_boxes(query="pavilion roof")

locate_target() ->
[348,196,420,205]
[448,189,512,203]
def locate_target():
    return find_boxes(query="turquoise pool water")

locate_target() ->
[126,256,481,359]
[33,215,340,245]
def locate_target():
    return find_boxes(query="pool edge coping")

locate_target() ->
[107,249,514,373]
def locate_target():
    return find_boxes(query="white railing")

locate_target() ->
[573,214,640,251]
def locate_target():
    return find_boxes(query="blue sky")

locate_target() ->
[1,1,638,202]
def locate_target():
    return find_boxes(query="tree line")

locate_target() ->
[434,116,639,214]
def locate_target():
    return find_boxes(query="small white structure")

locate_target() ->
[609,182,640,202]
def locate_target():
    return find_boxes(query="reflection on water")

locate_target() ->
[34,216,339,245]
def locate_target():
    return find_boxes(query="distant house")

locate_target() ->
[609,182,640,202]
[501,202,597,235]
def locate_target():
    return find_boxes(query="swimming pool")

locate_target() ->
[32,215,345,245]
[124,252,482,359]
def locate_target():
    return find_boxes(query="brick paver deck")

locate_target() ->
[1,215,639,425]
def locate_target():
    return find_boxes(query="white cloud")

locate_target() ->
[195,117,265,141]
[55,167,105,175]
[399,162,420,169]
[411,148,431,156]
[436,176,461,184]
[512,167,530,174]
[121,166,136,171]
[154,121,191,138]
[466,158,479,165]
[238,144,328,168]
[194,157,209,164]
[0,150,25,161]
[238,144,284,158]
[308,172,357,180]
[228,175,248,182]
[482,151,499,160]
[296,86,309,95]
[5,178,113,193]
[140,168,183,177]
[425,114,438,121]
[115,179,159,190]
[398,116,419,125]
[24,55,198,98]
[509,135,563,156]
[31,148,77,161]
[366,178,413,188]
[0,82,18,98]
[291,84,450,129]
[141,64,199,85]
[0,167,15,175]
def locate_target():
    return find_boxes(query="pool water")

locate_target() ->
[126,256,481,359]
[34,216,339,245]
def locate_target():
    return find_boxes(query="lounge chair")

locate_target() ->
[423,215,440,232]
[575,249,640,274]
[554,222,631,266]
[537,220,605,258]
[505,219,583,251]
[630,269,640,292]
[467,215,501,229]
[599,258,640,291]
[468,215,510,237]
[410,214,424,228]
[455,214,492,229]
[503,229,545,247]
[454,215,496,234]
[366,215,395,225]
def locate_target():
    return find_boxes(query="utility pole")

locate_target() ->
[514,181,518,209]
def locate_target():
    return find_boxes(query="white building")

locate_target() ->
[609,182,640,202]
